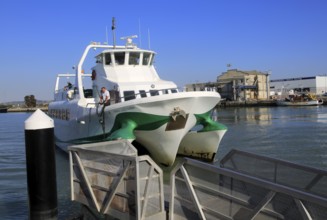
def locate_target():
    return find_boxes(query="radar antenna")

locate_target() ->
[120,35,138,47]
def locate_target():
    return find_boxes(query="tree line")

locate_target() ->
[24,95,36,107]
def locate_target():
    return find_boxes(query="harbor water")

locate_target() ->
[1,106,327,219]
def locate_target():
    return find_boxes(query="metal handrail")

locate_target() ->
[219,149,327,200]
[185,156,327,206]
[170,156,327,220]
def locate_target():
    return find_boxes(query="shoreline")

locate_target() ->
[218,100,277,107]
[6,107,48,113]
[218,96,327,107]
[3,97,327,113]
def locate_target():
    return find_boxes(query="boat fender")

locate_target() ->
[91,70,96,80]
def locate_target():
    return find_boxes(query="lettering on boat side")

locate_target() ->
[48,109,70,121]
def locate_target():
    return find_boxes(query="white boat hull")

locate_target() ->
[50,91,222,166]
[276,100,323,106]
[178,128,227,162]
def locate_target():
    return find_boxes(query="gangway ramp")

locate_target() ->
[169,149,327,220]
[68,141,327,219]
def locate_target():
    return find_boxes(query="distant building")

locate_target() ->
[216,69,270,101]
[183,82,217,92]
[270,76,327,96]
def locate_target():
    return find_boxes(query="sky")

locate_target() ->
[0,0,327,102]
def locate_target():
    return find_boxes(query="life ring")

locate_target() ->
[91,70,96,80]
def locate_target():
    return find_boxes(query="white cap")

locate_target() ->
[25,109,54,130]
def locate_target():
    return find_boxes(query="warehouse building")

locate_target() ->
[184,69,270,101]
[270,76,327,96]
[216,69,270,101]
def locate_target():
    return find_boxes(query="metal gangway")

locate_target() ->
[69,141,327,219]
[170,150,327,220]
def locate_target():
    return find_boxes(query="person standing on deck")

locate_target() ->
[98,87,110,125]
[100,87,110,106]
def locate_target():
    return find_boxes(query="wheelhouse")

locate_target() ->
[53,43,179,104]
[91,47,179,104]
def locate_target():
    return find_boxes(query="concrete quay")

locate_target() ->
[219,96,327,107]
[7,107,48,112]
[218,100,277,107]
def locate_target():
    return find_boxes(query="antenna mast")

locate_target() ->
[112,17,116,48]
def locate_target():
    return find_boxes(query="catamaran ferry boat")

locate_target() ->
[48,36,227,166]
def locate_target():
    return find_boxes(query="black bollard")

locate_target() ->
[25,109,58,220]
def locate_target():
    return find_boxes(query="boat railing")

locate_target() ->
[54,73,94,101]
[77,87,216,106]
[121,88,179,102]
[120,88,220,102]
[82,88,179,105]
[54,73,76,93]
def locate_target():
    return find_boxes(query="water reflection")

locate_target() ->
[56,149,81,218]
[214,107,272,125]
[317,113,327,123]
[215,106,327,170]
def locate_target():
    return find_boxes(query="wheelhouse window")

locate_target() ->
[149,54,155,65]
[105,53,111,65]
[150,90,159,96]
[143,53,151,65]
[171,89,178,93]
[114,52,125,65]
[139,90,147,98]
[129,52,140,65]
[123,91,136,101]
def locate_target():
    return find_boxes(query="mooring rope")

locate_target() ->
[94,86,106,139]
